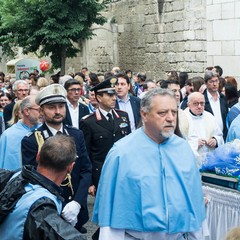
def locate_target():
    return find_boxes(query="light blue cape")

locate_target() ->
[93,128,205,233]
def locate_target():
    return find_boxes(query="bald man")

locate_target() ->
[184,92,224,167]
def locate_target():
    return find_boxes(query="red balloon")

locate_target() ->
[40,60,50,72]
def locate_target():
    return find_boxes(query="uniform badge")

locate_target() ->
[110,78,117,87]
[120,123,128,128]
[43,130,49,138]
[121,117,127,122]
[53,85,60,94]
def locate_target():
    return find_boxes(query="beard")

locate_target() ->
[160,128,175,139]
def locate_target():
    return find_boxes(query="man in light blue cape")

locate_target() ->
[226,113,240,142]
[0,96,40,170]
[93,88,206,240]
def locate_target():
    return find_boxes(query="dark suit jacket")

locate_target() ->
[63,102,90,128]
[203,89,228,140]
[21,123,92,225]
[3,102,15,129]
[115,95,141,129]
[79,109,131,187]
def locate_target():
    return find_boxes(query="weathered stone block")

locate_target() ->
[195,30,207,41]
[145,24,160,34]
[144,15,159,25]
[145,34,158,43]
[183,31,195,40]
[172,21,185,32]
[172,1,184,11]
[147,44,160,53]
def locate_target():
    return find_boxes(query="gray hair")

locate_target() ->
[13,80,29,91]
[20,96,32,114]
[39,135,77,172]
[141,88,175,113]
[204,70,218,83]
[187,92,205,104]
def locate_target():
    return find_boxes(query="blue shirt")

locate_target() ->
[0,120,39,170]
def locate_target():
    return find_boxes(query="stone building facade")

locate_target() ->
[66,0,240,81]
[1,0,240,81]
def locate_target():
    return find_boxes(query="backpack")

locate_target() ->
[0,170,28,223]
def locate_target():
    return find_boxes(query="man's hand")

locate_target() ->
[62,200,81,226]
[198,139,206,149]
[207,138,217,148]
[88,185,96,196]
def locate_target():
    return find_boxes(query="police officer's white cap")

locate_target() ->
[36,84,67,106]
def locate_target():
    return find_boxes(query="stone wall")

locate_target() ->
[2,0,240,81]
[206,0,240,81]
[67,0,207,80]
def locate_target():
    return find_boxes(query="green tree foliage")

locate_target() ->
[0,0,109,73]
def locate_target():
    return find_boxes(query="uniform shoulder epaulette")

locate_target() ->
[81,113,94,120]
[115,109,127,113]
[25,132,33,137]
[65,124,78,130]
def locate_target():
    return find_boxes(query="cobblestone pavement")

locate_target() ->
[80,195,98,240]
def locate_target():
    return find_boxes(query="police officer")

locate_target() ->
[21,84,92,234]
[79,76,131,197]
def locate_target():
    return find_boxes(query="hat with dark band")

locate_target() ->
[91,76,117,94]
[36,84,67,106]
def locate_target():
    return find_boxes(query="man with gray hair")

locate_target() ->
[203,70,228,140]
[3,80,29,128]
[93,88,206,240]
[0,95,40,170]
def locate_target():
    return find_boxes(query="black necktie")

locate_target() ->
[107,113,114,126]
[56,131,62,135]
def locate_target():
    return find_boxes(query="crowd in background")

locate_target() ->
[0,64,240,239]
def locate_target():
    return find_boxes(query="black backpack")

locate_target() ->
[0,170,28,223]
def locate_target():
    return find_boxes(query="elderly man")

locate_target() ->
[3,80,29,128]
[184,92,224,166]
[0,95,40,170]
[161,79,189,138]
[0,135,85,240]
[93,88,205,240]
[21,84,92,234]
[203,71,228,140]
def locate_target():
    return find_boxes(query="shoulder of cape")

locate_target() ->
[81,112,95,120]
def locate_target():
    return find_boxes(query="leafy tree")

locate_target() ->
[0,0,109,73]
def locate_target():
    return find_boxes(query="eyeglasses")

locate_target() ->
[17,89,29,92]
[208,79,219,84]
[29,107,40,112]
[68,88,81,92]
[192,102,205,107]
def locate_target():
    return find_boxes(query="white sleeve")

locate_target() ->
[99,226,125,240]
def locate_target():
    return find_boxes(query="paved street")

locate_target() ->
[81,196,98,240]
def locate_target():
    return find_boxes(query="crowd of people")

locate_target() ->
[0,65,239,240]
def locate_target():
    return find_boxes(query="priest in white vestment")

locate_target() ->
[184,92,224,167]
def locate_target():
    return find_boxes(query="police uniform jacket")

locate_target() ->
[79,108,131,187]
[21,123,92,215]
